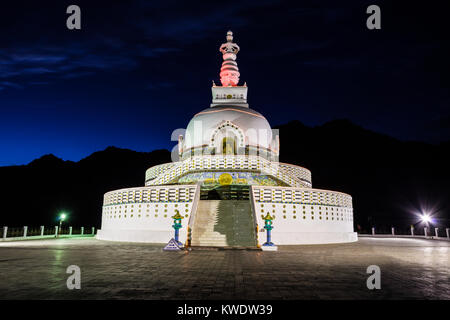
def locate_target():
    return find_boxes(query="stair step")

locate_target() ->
[192,242,228,246]
[191,200,257,248]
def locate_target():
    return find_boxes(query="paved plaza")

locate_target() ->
[0,237,448,299]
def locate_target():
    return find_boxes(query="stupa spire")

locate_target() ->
[219,30,240,86]
[210,31,248,108]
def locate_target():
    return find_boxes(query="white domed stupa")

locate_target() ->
[97,31,357,246]
[182,105,276,160]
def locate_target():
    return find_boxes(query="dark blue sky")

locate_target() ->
[1,0,449,166]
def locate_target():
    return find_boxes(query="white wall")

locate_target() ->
[251,186,357,245]
[97,185,199,244]
[97,184,358,245]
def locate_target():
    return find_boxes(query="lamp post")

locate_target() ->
[262,212,275,247]
[171,210,184,246]
[58,213,66,237]
[420,213,432,238]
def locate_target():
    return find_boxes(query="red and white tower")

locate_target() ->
[211,31,248,108]
[219,31,240,86]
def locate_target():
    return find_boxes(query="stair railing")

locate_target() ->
[249,185,261,248]
[186,182,202,247]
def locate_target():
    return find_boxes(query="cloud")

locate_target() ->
[10,54,67,64]
[0,43,140,89]
[0,0,285,91]
[0,0,334,91]
[0,81,23,89]
[60,71,95,79]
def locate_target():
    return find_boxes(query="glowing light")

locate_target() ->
[421,214,431,223]
[60,213,67,221]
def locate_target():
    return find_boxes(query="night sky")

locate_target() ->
[1,0,449,166]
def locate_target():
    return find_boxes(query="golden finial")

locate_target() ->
[263,212,274,221]
[172,210,184,220]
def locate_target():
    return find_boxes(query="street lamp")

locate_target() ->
[421,214,431,224]
[58,213,67,236]
[420,212,433,237]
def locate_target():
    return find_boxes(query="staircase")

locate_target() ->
[191,200,257,247]
[200,185,250,200]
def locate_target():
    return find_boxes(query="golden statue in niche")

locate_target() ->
[222,137,236,155]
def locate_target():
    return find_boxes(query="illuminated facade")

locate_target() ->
[97,31,357,245]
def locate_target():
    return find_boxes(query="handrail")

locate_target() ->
[146,155,311,188]
[185,182,202,247]
[249,185,260,247]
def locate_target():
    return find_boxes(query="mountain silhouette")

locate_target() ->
[1,121,449,233]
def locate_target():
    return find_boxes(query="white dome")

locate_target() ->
[183,105,274,152]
